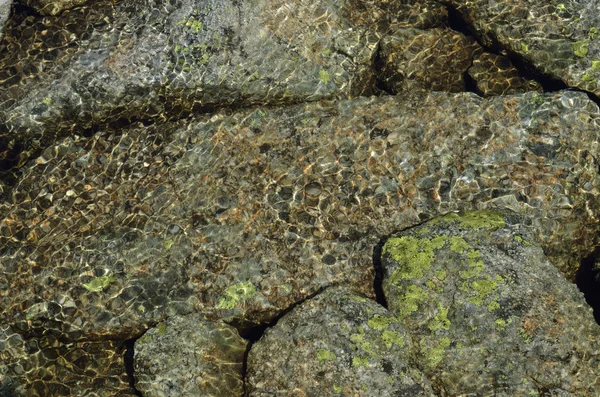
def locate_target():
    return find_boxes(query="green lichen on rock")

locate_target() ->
[381,330,405,348]
[352,355,369,368]
[384,236,447,281]
[157,322,167,335]
[433,210,505,230]
[397,285,427,318]
[573,40,589,57]
[216,281,257,309]
[319,69,331,84]
[82,274,115,292]
[592,60,600,71]
[317,349,336,364]
[420,336,451,368]
[428,304,450,332]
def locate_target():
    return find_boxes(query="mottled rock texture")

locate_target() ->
[134,315,246,397]
[0,324,133,396]
[247,286,434,396]
[382,211,600,396]
[468,52,542,96]
[21,0,90,16]
[0,0,10,40]
[443,0,600,95]
[1,90,600,346]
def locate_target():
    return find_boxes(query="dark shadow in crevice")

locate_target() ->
[575,247,600,325]
[234,286,330,396]
[123,338,144,396]
[372,42,395,96]
[444,2,570,94]
[373,237,388,309]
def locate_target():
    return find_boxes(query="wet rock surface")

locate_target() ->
[247,286,434,396]
[382,211,600,396]
[134,314,246,396]
[1,0,600,395]
[442,0,600,95]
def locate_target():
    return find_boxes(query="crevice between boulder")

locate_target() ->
[124,337,144,396]
[576,248,600,325]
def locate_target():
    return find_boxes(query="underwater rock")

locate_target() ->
[0,324,134,396]
[1,90,599,343]
[134,314,246,397]
[246,286,434,396]
[382,211,600,396]
[468,52,542,96]
[444,0,600,94]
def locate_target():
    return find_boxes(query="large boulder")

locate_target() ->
[246,286,434,396]
[1,90,600,343]
[382,211,600,396]
[134,315,246,397]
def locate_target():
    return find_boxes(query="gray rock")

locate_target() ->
[0,0,9,41]
[247,286,434,396]
[1,90,600,342]
[134,314,246,397]
[444,0,600,95]
[382,211,600,396]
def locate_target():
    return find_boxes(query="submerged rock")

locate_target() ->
[468,52,542,96]
[246,286,434,396]
[444,0,600,94]
[21,0,91,16]
[134,315,246,397]
[1,90,600,342]
[382,211,600,396]
[0,324,134,396]
[0,0,382,177]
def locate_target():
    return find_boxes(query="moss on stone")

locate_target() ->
[157,322,167,335]
[83,274,115,292]
[449,236,470,253]
[216,281,257,309]
[592,60,600,71]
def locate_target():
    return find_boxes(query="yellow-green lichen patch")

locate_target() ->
[333,384,342,393]
[435,269,447,281]
[317,349,337,364]
[352,355,370,368]
[428,304,451,332]
[581,73,596,82]
[590,27,598,40]
[397,284,427,318]
[385,236,447,282]
[381,330,405,348]
[368,314,393,331]
[319,69,331,84]
[434,210,505,230]
[83,274,115,292]
[459,249,485,280]
[216,281,257,309]
[592,60,600,71]
[463,275,504,312]
[156,322,167,335]
[495,318,507,331]
[177,16,203,33]
[520,41,529,52]
[449,236,470,254]
[573,40,589,58]
[420,336,451,368]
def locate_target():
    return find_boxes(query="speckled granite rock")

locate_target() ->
[2,90,600,344]
[134,314,245,397]
[382,211,600,396]
[247,286,434,396]
[442,0,600,94]
[0,324,134,396]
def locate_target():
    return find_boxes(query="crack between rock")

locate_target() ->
[124,335,144,396]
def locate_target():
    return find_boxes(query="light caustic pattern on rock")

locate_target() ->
[1,90,600,349]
